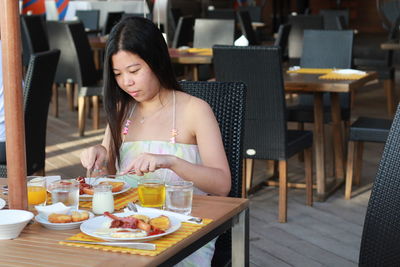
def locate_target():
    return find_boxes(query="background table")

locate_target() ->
[284,72,378,201]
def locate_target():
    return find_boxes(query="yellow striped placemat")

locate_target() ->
[287,68,335,74]
[60,219,213,256]
[187,48,213,56]
[79,188,138,211]
[318,73,367,80]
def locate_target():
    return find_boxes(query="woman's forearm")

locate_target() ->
[167,156,231,196]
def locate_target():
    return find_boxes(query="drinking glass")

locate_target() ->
[48,179,80,210]
[27,176,47,210]
[92,184,114,215]
[165,180,193,215]
[137,177,165,208]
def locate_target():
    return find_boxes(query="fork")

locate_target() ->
[127,202,138,212]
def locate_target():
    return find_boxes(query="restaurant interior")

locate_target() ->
[1,0,400,266]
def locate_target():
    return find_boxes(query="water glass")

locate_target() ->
[137,178,165,208]
[48,179,79,210]
[165,180,193,215]
[27,176,47,211]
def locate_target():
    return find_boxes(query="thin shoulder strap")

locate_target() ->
[170,90,177,143]
[122,104,136,143]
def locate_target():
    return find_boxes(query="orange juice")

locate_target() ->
[138,183,166,208]
[27,186,47,205]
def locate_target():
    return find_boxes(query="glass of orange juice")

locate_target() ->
[27,176,47,210]
[137,178,165,208]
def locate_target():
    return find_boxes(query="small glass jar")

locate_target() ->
[92,184,114,215]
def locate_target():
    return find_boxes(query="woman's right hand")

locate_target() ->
[80,144,108,171]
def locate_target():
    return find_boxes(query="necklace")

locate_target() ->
[122,90,177,143]
[138,104,165,124]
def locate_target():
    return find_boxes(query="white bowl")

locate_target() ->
[0,210,34,240]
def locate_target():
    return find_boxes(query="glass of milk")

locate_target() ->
[92,184,114,215]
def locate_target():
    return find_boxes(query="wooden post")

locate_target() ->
[0,0,27,209]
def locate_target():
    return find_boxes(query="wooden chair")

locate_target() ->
[354,15,400,116]
[345,117,392,199]
[47,21,102,136]
[214,45,313,223]
[287,30,354,172]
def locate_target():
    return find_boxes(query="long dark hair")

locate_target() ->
[103,17,181,169]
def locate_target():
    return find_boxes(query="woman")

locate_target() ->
[80,17,231,265]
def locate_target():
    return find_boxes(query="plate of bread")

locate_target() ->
[35,210,94,230]
[80,210,181,241]
[76,177,130,199]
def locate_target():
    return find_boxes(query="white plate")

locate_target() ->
[333,69,366,75]
[35,210,94,230]
[79,178,131,199]
[80,210,181,241]
[0,198,5,210]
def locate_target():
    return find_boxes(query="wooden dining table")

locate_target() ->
[284,71,378,201]
[0,179,249,266]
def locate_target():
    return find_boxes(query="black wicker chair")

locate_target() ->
[179,81,246,267]
[171,15,194,49]
[354,15,400,116]
[102,12,124,35]
[75,10,100,34]
[274,23,291,61]
[237,10,259,45]
[20,14,50,68]
[193,19,235,48]
[47,21,102,136]
[359,105,400,266]
[344,117,392,199]
[214,45,313,223]
[0,50,60,177]
[287,29,354,127]
[320,9,349,30]
[287,15,324,65]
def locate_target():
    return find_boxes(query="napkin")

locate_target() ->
[35,202,71,218]
[123,206,203,224]
[234,35,249,46]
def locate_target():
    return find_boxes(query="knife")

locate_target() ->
[64,240,156,250]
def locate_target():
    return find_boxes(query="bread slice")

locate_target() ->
[99,181,124,192]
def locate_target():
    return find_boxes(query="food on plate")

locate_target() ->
[95,212,170,237]
[71,211,89,222]
[130,214,150,224]
[99,181,124,192]
[48,211,89,223]
[75,177,124,195]
[76,176,93,195]
[149,215,171,231]
[48,213,72,223]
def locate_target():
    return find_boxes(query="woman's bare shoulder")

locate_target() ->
[176,91,211,113]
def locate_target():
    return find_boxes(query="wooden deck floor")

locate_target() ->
[44,77,392,266]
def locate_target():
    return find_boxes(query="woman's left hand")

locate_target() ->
[119,153,175,176]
